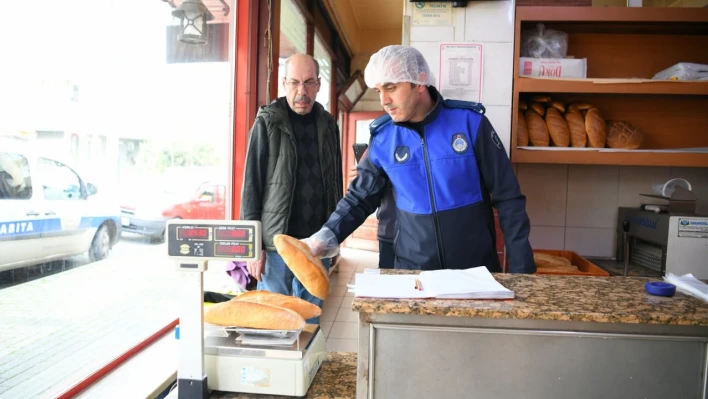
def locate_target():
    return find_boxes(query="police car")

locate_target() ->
[0,140,121,272]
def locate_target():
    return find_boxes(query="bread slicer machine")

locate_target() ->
[166,219,326,399]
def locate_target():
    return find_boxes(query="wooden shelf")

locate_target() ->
[517,6,708,23]
[512,149,708,168]
[516,78,708,95]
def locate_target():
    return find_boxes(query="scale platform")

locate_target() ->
[204,324,327,396]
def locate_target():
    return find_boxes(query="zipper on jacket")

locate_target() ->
[420,136,446,269]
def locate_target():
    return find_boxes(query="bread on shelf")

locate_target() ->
[525,108,550,147]
[545,108,570,147]
[585,108,607,148]
[564,110,588,148]
[606,120,644,149]
[518,109,529,146]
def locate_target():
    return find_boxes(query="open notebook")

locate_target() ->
[353,267,514,300]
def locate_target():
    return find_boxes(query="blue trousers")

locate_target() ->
[257,250,331,324]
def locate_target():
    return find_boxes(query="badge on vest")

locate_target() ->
[394,146,410,163]
[451,133,469,154]
[491,130,502,149]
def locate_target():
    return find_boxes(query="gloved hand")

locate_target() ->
[246,250,266,282]
[301,227,339,259]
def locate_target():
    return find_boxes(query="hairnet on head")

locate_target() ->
[364,45,436,88]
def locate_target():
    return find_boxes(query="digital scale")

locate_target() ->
[165,219,326,399]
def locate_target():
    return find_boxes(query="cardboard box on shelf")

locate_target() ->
[519,57,588,79]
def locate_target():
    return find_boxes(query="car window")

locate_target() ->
[0,152,32,200]
[198,186,215,202]
[36,158,82,201]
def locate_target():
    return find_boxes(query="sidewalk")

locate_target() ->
[0,252,178,398]
[0,246,378,398]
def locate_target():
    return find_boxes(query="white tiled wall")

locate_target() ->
[521,164,708,258]
[405,1,515,156]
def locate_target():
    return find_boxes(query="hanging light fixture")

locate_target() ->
[172,0,214,45]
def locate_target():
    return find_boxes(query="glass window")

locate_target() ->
[314,34,333,113]
[36,158,82,201]
[278,0,308,98]
[0,153,32,200]
[0,0,235,396]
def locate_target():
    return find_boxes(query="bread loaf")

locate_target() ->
[606,120,644,149]
[519,100,528,111]
[530,102,545,116]
[545,108,570,147]
[236,290,322,320]
[569,102,594,111]
[518,109,529,146]
[564,110,587,147]
[549,101,566,113]
[533,253,571,268]
[524,109,549,147]
[205,300,306,330]
[273,234,329,300]
[585,108,607,148]
[532,95,552,103]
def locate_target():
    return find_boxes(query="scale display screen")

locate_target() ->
[214,227,250,241]
[167,221,259,260]
[214,243,250,256]
[176,227,211,240]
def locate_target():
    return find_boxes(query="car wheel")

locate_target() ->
[90,225,111,261]
[150,230,166,244]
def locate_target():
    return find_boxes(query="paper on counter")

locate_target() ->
[665,273,708,303]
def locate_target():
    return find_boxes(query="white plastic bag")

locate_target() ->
[652,63,708,81]
[520,23,568,59]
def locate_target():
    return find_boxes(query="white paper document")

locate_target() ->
[665,273,708,303]
[353,267,514,300]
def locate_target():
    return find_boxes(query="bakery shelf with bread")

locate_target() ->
[511,6,708,167]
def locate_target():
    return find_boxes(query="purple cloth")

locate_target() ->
[225,261,250,289]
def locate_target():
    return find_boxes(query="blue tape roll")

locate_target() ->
[645,282,676,297]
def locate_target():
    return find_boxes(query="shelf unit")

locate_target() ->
[511,7,708,167]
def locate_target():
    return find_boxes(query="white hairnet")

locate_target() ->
[364,45,436,88]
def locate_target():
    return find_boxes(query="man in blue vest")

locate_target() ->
[305,45,535,273]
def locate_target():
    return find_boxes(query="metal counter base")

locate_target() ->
[356,313,708,399]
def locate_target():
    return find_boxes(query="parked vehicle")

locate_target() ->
[120,181,226,241]
[0,140,121,272]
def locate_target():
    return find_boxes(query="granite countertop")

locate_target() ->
[352,271,708,326]
[210,352,356,399]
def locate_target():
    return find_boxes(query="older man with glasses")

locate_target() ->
[240,53,343,324]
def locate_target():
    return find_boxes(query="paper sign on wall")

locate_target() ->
[438,43,483,103]
[411,2,453,26]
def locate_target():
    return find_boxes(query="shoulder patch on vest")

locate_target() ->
[444,99,486,115]
[491,130,502,149]
[369,114,392,135]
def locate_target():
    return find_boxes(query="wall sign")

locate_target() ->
[438,43,483,103]
[411,2,453,26]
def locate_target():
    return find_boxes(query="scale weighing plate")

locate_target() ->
[205,325,320,359]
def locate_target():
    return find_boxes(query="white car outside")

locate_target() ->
[0,139,121,272]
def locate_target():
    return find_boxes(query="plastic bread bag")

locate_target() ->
[521,23,568,59]
[652,62,708,81]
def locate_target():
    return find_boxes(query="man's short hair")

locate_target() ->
[284,55,320,79]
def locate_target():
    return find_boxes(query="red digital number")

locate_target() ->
[178,228,209,240]
[215,228,248,240]
[215,243,247,256]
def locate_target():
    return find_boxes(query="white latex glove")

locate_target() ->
[301,227,339,259]
[246,250,266,282]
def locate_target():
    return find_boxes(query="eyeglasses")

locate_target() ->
[285,79,319,89]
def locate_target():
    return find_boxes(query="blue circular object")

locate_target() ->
[645,282,676,297]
